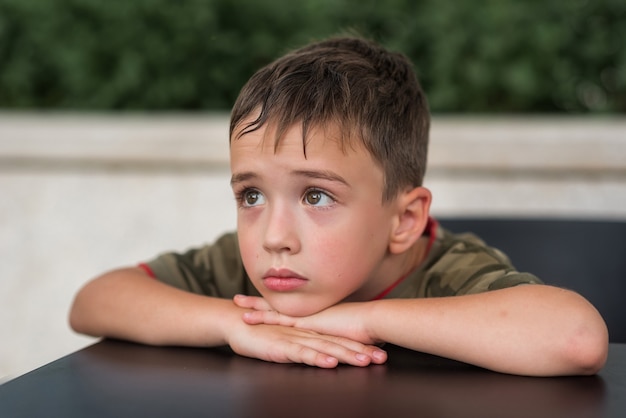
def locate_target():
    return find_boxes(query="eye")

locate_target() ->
[303,189,335,207]
[239,189,265,207]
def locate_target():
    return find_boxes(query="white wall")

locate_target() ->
[1,113,625,382]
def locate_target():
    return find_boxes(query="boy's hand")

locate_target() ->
[233,294,381,349]
[226,318,386,368]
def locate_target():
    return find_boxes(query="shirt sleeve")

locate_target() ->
[422,229,544,297]
[142,232,260,298]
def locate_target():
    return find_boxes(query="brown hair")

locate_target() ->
[230,36,430,201]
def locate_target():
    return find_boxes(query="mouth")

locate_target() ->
[262,268,308,292]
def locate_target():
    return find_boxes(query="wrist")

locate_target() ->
[364,300,388,344]
[217,300,249,347]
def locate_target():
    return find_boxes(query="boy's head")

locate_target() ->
[229,36,432,316]
[230,36,430,201]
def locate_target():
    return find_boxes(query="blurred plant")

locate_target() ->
[0,0,623,112]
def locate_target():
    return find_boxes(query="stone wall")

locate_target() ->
[1,113,625,381]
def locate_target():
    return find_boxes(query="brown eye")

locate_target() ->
[305,190,322,205]
[243,190,264,206]
[304,190,334,207]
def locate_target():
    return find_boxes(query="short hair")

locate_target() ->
[230,36,430,201]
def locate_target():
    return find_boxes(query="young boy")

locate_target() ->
[70,36,608,376]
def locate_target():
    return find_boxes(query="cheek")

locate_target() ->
[327,215,391,269]
[323,208,391,250]
[308,228,385,276]
[236,218,259,270]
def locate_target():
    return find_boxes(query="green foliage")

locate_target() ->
[0,0,624,112]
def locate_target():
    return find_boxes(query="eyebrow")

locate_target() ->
[230,169,349,187]
[230,172,258,186]
[293,169,349,186]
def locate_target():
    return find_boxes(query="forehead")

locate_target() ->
[231,115,364,157]
[230,119,379,175]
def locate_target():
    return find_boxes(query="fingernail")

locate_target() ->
[356,353,369,362]
[373,350,386,360]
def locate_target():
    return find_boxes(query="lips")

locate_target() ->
[262,268,308,292]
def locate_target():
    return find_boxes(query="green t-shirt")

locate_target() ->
[143,219,543,300]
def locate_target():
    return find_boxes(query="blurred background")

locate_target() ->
[1,0,624,112]
[1,0,625,381]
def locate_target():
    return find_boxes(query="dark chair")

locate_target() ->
[439,218,626,343]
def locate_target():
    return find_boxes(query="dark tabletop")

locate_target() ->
[1,340,625,418]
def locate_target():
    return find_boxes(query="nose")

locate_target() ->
[262,202,301,254]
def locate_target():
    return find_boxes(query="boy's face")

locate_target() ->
[230,120,401,317]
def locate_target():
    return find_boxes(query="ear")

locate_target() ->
[389,186,432,254]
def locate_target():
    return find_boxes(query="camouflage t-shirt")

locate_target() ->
[142,219,543,300]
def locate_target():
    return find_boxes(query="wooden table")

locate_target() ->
[1,340,625,417]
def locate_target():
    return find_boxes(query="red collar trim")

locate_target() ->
[371,217,439,301]
[138,262,156,278]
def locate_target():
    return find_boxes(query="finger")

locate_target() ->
[321,338,387,365]
[242,310,297,327]
[305,339,373,367]
[257,319,386,364]
[294,336,381,367]
[233,294,273,311]
[258,328,367,368]
[261,336,339,368]
[365,346,388,364]
[284,345,340,369]
[311,334,387,364]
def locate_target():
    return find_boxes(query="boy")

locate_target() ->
[70,36,608,376]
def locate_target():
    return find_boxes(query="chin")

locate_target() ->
[268,298,327,317]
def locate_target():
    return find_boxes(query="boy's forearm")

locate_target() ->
[69,267,243,347]
[366,285,608,376]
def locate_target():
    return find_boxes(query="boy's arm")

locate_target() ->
[69,267,386,367]
[70,267,241,347]
[236,284,609,376]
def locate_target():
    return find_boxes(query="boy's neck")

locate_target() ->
[353,217,438,302]
[376,236,431,299]
[345,234,431,303]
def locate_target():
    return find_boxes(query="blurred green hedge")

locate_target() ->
[0,0,624,112]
